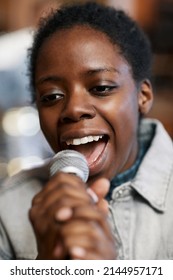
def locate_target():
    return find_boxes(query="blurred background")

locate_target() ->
[0,0,172,181]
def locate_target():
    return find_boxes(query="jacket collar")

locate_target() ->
[131,119,173,212]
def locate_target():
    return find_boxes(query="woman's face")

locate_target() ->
[35,26,148,182]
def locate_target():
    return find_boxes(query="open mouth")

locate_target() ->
[63,134,109,167]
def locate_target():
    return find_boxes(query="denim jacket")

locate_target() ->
[0,119,173,259]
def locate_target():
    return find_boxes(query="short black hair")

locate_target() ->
[28,1,152,99]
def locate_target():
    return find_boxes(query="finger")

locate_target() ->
[89,178,110,200]
[55,207,73,221]
[71,205,113,240]
[40,183,92,212]
[32,172,87,206]
[60,220,115,259]
[58,205,113,242]
[97,199,109,214]
[71,248,115,260]
[86,188,98,203]
[32,174,92,217]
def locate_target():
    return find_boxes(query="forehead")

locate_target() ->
[42,24,113,45]
[36,25,132,78]
[38,26,115,57]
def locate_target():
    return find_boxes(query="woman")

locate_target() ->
[0,2,173,260]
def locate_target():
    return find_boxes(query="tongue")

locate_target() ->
[71,140,106,166]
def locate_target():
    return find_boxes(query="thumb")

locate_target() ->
[88,178,110,213]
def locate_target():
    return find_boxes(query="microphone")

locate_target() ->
[50,149,89,182]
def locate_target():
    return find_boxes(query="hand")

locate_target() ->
[29,172,115,259]
[54,204,116,259]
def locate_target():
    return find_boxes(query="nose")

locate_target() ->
[60,90,96,123]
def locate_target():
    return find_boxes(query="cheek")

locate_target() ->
[119,96,139,127]
[105,93,139,153]
[102,92,139,130]
[108,94,139,174]
[115,95,139,160]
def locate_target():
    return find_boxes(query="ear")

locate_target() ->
[138,79,154,115]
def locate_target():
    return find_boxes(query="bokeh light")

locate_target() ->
[2,106,40,137]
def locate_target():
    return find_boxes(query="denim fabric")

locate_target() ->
[0,119,173,259]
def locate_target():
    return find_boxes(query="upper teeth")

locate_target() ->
[66,135,103,146]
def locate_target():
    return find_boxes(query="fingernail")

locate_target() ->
[55,207,72,221]
[87,188,98,203]
[54,244,63,257]
[70,246,86,258]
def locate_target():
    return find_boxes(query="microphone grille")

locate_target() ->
[50,149,89,182]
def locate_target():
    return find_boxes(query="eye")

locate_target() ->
[39,90,64,104]
[90,85,118,96]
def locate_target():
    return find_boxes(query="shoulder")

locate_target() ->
[0,161,50,207]
[0,162,50,260]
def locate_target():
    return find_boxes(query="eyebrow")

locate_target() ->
[85,67,119,76]
[36,67,119,85]
[36,76,62,85]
